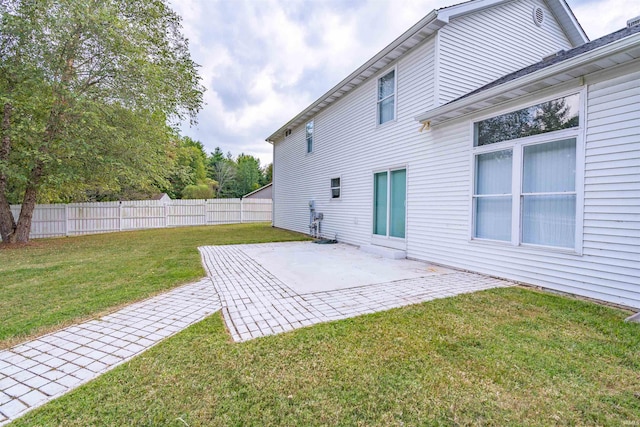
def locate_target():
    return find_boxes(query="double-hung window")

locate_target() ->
[377,69,396,125]
[472,93,581,250]
[306,120,314,153]
[331,177,341,199]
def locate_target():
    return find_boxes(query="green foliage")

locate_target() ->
[235,153,262,196]
[207,148,271,198]
[0,0,204,241]
[182,183,214,199]
[166,135,210,199]
[263,162,273,185]
[208,146,237,198]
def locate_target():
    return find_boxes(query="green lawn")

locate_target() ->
[10,287,640,426]
[0,223,308,348]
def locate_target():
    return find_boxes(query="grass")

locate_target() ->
[9,287,640,426]
[0,223,308,348]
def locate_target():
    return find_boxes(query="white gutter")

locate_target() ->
[415,31,640,124]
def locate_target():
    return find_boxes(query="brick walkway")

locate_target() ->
[199,243,512,342]
[0,279,220,425]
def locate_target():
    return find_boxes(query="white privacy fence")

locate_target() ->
[10,198,272,239]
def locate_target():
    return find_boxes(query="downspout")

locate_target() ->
[266,138,275,227]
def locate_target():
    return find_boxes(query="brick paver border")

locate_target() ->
[0,279,220,425]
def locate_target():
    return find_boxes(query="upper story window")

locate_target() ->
[472,93,581,250]
[377,69,396,125]
[306,120,314,153]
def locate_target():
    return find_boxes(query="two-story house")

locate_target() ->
[266,0,640,309]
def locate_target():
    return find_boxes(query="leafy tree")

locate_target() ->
[0,0,204,243]
[166,136,210,199]
[235,154,262,197]
[262,163,273,186]
[182,184,214,199]
[207,146,237,198]
[532,98,579,133]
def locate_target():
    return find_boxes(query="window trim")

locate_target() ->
[376,66,397,127]
[468,88,586,254]
[330,176,341,200]
[305,119,314,154]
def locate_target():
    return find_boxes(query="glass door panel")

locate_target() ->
[373,172,388,236]
[390,169,406,238]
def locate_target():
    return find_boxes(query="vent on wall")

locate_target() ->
[533,6,545,27]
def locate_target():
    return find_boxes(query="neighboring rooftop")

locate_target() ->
[243,182,272,199]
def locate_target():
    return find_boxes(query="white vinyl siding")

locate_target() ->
[272,0,639,309]
[437,0,573,104]
[407,66,640,309]
[273,36,437,246]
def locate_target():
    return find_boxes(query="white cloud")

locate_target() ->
[572,0,638,39]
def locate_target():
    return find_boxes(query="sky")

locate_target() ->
[169,0,637,166]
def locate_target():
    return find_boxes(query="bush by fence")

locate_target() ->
[10,198,272,239]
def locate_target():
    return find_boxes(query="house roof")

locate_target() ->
[266,0,587,143]
[242,182,272,198]
[150,193,170,200]
[415,24,640,126]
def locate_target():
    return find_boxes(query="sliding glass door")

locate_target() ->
[373,169,406,239]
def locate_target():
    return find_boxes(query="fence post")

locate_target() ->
[64,205,70,236]
[164,203,169,228]
[119,201,123,231]
[240,198,244,223]
[201,199,206,225]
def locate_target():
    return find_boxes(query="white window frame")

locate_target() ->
[330,176,341,200]
[305,120,314,154]
[371,165,407,242]
[376,66,397,126]
[469,88,586,254]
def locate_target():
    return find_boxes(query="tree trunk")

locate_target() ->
[0,103,17,243]
[4,32,78,243]
[13,179,40,243]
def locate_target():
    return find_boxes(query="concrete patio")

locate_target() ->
[199,241,512,342]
